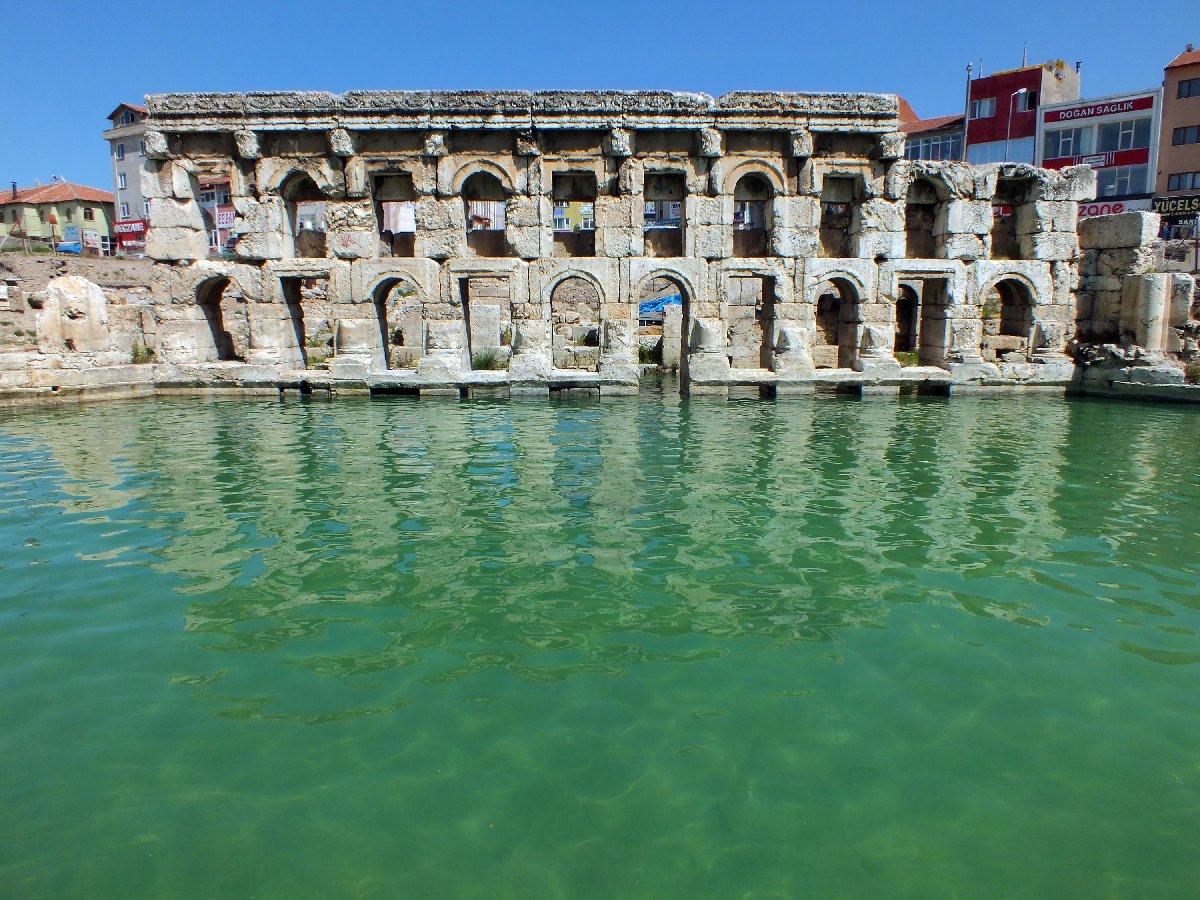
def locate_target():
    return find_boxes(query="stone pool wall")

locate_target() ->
[1,90,1197,403]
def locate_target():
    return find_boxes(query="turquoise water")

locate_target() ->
[1,392,1199,897]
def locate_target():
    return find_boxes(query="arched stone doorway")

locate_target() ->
[981,278,1035,362]
[196,277,245,362]
[550,276,602,370]
[636,275,688,372]
[373,278,423,370]
[280,173,327,259]
[733,173,773,258]
[461,171,509,257]
[812,277,861,369]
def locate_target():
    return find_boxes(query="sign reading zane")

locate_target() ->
[1043,94,1155,123]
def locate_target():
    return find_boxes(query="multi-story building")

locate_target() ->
[902,113,965,162]
[966,60,1081,164]
[1036,88,1160,219]
[197,175,234,251]
[102,102,150,253]
[0,180,114,251]
[1155,44,1200,238]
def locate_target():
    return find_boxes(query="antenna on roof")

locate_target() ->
[1021,42,1028,68]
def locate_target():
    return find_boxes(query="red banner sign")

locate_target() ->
[1043,95,1155,123]
[113,218,147,246]
[1042,147,1151,170]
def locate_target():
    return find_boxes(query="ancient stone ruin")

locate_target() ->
[2,89,1197,402]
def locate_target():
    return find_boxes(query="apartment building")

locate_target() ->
[1036,88,1160,218]
[966,60,1081,164]
[102,102,150,252]
[1155,44,1200,238]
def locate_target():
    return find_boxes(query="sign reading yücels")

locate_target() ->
[1153,195,1200,215]
[1043,94,1155,123]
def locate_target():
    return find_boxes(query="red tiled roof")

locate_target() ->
[0,182,115,206]
[901,113,964,136]
[1166,47,1200,69]
[106,102,148,121]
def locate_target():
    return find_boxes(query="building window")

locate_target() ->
[1015,90,1038,112]
[1043,126,1093,159]
[118,110,135,126]
[120,202,130,219]
[115,143,125,161]
[1168,172,1200,191]
[1178,78,1200,99]
[905,132,963,161]
[38,209,46,222]
[969,97,996,119]
[83,207,94,221]
[1096,165,1148,197]
[1098,117,1151,153]
[1173,125,1200,146]
[200,189,216,204]
[118,173,127,189]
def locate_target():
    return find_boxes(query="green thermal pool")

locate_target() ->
[1,392,1198,896]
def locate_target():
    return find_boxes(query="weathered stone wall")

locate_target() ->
[4,89,1196,401]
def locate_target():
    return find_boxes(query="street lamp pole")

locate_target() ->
[1005,88,1029,163]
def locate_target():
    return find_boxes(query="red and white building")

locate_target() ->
[1035,88,1161,218]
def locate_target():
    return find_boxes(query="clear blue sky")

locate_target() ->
[2,0,1194,190]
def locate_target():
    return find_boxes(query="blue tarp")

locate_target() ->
[638,293,682,316]
[55,242,82,255]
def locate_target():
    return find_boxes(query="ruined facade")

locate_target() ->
[132,89,1109,395]
[3,89,1197,403]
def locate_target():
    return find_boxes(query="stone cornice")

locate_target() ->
[144,89,899,133]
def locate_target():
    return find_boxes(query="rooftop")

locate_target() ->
[901,113,964,136]
[0,182,115,207]
[1166,45,1200,69]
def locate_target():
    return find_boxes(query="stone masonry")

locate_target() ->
[2,89,1197,402]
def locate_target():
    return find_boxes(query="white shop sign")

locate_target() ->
[1078,198,1152,218]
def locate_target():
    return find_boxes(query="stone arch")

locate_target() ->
[195,275,246,361]
[371,274,424,369]
[901,166,957,202]
[278,171,328,258]
[450,161,515,196]
[980,275,1038,361]
[810,275,863,369]
[265,163,340,198]
[460,169,510,257]
[732,171,776,258]
[633,267,702,314]
[722,159,787,197]
[542,268,608,308]
[550,276,602,370]
[636,271,692,373]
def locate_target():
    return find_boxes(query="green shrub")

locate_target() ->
[638,344,662,365]
[131,342,155,364]
[471,348,507,370]
[1184,361,1200,385]
[894,350,919,367]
